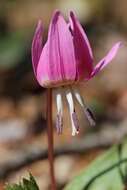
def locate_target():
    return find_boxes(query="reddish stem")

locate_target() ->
[124,184,127,190]
[47,88,56,190]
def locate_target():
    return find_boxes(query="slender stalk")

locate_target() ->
[46,88,56,190]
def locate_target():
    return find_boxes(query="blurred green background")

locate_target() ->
[0,0,127,189]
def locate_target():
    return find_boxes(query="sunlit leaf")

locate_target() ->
[64,139,127,190]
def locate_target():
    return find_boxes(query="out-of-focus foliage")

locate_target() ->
[65,139,127,190]
[0,32,29,69]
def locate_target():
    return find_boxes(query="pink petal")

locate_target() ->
[37,43,49,86]
[32,20,43,76]
[90,42,121,78]
[37,10,76,87]
[69,11,93,82]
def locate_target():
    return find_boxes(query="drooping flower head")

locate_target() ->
[32,10,121,135]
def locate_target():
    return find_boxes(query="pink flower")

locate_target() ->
[32,10,121,136]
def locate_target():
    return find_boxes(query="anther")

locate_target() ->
[56,114,63,134]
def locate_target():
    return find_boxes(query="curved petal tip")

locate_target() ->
[69,10,74,17]
[51,10,61,22]
[90,41,121,78]
[37,20,42,27]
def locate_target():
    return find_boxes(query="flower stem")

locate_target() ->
[46,88,56,190]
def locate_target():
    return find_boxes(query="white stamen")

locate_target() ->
[72,86,96,126]
[56,90,63,134]
[56,91,63,115]
[72,87,85,107]
[65,89,78,136]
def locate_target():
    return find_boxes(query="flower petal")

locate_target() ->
[37,43,49,86]
[69,11,93,81]
[32,20,43,76]
[90,42,121,78]
[37,10,76,87]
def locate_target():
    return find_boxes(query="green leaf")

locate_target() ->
[5,173,39,190]
[22,173,39,190]
[64,139,127,190]
[5,184,23,190]
[22,178,30,190]
[29,173,39,190]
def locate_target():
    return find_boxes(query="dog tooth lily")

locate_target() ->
[32,10,121,135]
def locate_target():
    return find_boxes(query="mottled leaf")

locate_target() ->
[64,139,127,190]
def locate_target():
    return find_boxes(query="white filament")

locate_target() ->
[56,90,63,115]
[65,89,77,136]
[72,86,95,126]
[72,86,86,109]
